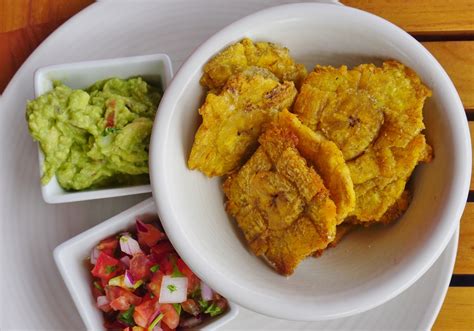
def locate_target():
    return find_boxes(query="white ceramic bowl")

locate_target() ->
[149,2,471,321]
[33,54,173,203]
[53,197,239,330]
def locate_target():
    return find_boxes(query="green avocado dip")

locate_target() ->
[26,77,162,191]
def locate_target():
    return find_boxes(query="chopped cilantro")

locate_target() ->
[198,299,210,311]
[172,303,182,315]
[93,281,103,292]
[105,265,117,274]
[103,127,119,135]
[150,264,160,273]
[171,259,184,278]
[190,287,201,299]
[205,302,224,317]
[148,313,164,331]
[167,284,177,293]
[118,305,135,325]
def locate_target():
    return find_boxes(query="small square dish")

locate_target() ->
[33,54,173,203]
[53,197,239,330]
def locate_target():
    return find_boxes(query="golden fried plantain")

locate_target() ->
[273,110,355,223]
[188,71,297,177]
[349,134,431,222]
[294,67,384,160]
[294,61,432,223]
[223,118,337,275]
[200,38,307,92]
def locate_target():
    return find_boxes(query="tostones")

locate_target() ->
[200,38,307,92]
[188,71,297,177]
[223,116,338,275]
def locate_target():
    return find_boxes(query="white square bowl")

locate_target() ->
[53,197,239,330]
[33,54,173,203]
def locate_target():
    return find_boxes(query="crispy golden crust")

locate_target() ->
[274,110,355,223]
[349,134,431,222]
[294,69,384,161]
[200,38,307,92]
[223,121,337,276]
[188,72,297,177]
[294,61,432,223]
[294,61,431,159]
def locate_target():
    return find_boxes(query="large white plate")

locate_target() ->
[0,0,458,329]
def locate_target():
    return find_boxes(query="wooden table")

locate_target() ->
[1,1,473,329]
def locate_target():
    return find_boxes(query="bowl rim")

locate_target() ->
[149,2,471,321]
[32,53,173,204]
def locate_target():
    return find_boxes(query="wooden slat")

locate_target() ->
[423,41,474,112]
[433,287,474,330]
[454,203,474,274]
[341,0,474,36]
[30,0,93,25]
[0,0,30,32]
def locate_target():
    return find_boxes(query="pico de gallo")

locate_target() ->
[88,216,228,330]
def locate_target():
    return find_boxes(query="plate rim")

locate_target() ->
[0,0,462,329]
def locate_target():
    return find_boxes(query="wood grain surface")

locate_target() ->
[1,0,473,329]
[455,203,474,274]
[342,0,474,36]
[433,287,474,330]
[423,41,474,112]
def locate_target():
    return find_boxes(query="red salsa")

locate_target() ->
[88,217,228,330]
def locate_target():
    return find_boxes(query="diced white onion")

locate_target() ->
[124,270,135,288]
[119,235,142,256]
[200,281,214,301]
[159,276,188,304]
[96,295,109,307]
[90,247,100,265]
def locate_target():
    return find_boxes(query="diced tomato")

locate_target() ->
[150,241,175,261]
[100,277,109,289]
[97,300,112,313]
[133,297,160,327]
[177,259,200,293]
[158,254,174,276]
[97,237,118,257]
[91,252,121,281]
[91,282,104,299]
[137,220,166,247]
[160,303,179,329]
[148,271,164,299]
[105,110,115,128]
[161,323,174,331]
[130,253,152,281]
[105,286,142,311]
[104,319,126,330]
[110,296,130,311]
[181,299,200,316]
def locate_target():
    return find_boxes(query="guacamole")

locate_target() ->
[26,77,162,190]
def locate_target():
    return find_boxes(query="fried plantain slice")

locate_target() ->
[273,110,355,223]
[294,61,432,223]
[223,119,337,275]
[200,38,307,92]
[349,134,431,222]
[294,67,384,160]
[188,71,297,177]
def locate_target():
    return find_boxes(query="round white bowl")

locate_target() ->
[150,2,471,321]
